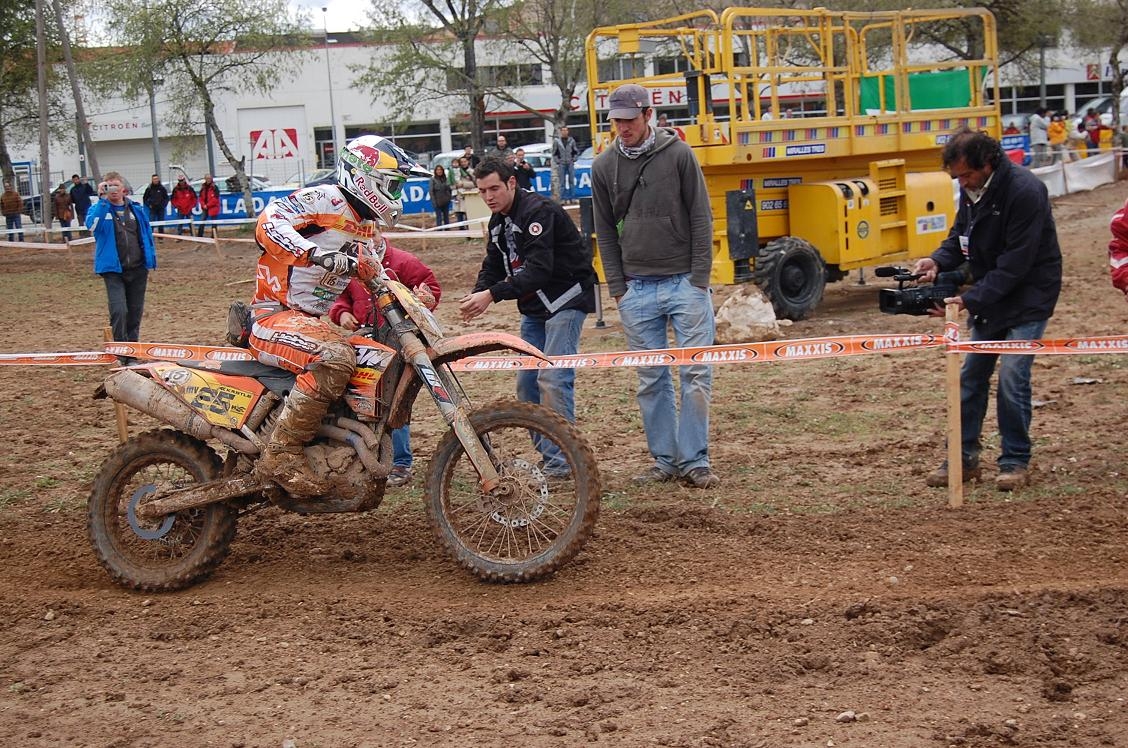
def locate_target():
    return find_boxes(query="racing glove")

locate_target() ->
[310,246,357,276]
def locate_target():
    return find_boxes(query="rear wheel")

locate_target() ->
[87,430,237,592]
[425,401,601,582]
[754,236,827,320]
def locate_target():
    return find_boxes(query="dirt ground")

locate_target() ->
[1,180,1127,748]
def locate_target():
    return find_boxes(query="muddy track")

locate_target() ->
[1,182,1127,747]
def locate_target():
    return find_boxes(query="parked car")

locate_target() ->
[430,149,469,176]
[575,145,596,169]
[280,168,336,189]
[516,143,552,168]
[1071,92,1128,130]
[1000,112,1032,134]
[188,174,272,193]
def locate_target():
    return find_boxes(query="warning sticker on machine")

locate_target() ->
[916,214,948,234]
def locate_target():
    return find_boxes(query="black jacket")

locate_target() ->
[515,161,536,190]
[932,156,1062,334]
[474,188,596,318]
[143,182,169,212]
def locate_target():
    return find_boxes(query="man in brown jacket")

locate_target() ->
[1,181,24,242]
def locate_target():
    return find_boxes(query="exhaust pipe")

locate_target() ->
[103,369,259,454]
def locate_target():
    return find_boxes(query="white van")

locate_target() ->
[1072,91,1128,129]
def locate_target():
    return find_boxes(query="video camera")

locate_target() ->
[876,266,965,316]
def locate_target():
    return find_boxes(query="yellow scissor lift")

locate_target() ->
[584,7,1002,319]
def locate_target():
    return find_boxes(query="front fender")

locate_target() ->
[430,332,550,366]
[385,332,549,428]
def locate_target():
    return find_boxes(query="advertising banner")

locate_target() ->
[152,166,595,221]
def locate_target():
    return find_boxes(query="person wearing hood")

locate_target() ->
[590,83,720,490]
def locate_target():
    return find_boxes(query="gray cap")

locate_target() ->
[607,83,650,120]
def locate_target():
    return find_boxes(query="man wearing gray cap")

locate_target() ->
[590,83,719,489]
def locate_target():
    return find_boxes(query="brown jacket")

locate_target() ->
[1,188,22,217]
[52,190,73,221]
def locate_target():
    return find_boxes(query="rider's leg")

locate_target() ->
[249,311,356,496]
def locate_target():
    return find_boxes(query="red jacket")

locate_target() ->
[170,182,197,215]
[198,181,221,218]
[328,245,442,327]
[1110,198,1128,298]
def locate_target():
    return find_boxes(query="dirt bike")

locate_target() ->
[87,271,602,592]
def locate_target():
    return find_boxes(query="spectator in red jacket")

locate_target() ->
[1110,198,1128,300]
[169,176,197,235]
[196,174,221,237]
[328,243,442,486]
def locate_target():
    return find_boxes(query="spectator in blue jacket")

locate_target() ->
[86,171,157,355]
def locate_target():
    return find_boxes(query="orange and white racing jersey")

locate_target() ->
[253,185,381,316]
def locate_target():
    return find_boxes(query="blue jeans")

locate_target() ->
[960,318,1048,470]
[518,308,586,474]
[617,274,715,476]
[556,162,576,200]
[5,214,23,241]
[392,424,412,468]
[434,206,450,228]
[102,266,149,343]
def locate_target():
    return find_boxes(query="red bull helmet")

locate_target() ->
[337,135,429,227]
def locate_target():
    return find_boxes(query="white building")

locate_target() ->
[12,31,1126,192]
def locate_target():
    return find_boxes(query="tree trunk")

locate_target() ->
[464,38,486,153]
[202,99,257,220]
[49,0,99,181]
[36,0,52,230]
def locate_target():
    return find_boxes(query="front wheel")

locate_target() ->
[87,430,237,592]
[425,401,601,582]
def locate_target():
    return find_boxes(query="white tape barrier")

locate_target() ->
[1031,151,1119,198]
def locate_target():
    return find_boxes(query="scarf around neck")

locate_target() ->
[618,127,657,159]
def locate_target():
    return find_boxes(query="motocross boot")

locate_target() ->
[255,390,331,498]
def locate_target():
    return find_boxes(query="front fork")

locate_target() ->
[383,306,500,492]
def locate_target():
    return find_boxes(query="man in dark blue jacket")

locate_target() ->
[913,128,1062,492]
[459,156,596,477]
[69,174,96,234]
[86,171,157,355]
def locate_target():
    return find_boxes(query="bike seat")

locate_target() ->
[177,359,296,397]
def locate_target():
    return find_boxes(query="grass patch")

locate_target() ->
[0,489,32,509]
[42,495,83,514]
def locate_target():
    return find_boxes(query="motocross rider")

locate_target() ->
[250,135,428,496]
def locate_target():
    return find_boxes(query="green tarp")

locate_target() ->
[859,68,974,112]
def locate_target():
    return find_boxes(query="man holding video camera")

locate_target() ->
[912,127,1061,492]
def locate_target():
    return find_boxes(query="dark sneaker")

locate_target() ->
[387,465,414,488]
[682,466,720,489]
[995,465,1029,492]
[632,466,677,485]
[925,462,981,488]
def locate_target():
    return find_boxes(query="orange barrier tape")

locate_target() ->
[445,333,944,371]
[2,332,1127,369]
[103,342,255,362]
[0,352,116,366]
[947,335,1128,355]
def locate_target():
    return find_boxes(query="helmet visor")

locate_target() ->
[384,174,406,200]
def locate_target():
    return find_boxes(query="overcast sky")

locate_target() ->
[291,0,371,32]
